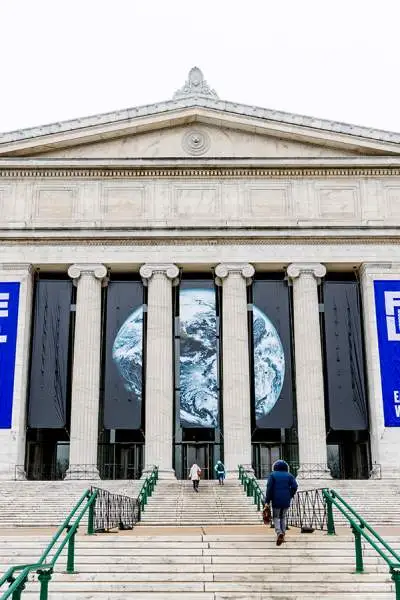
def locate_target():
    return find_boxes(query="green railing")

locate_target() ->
[323,489,400,599]
[238,464,264,512]
[137,465,159,513]
[0,488,98,600]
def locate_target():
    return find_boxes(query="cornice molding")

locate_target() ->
[0,237,400,247]
[1,166,400,178]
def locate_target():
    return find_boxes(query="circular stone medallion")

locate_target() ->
[182,129,211,155]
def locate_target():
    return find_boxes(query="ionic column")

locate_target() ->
[65,264,107,480]
[215,263,254,476]
[360,263,400,479]
[140,263,179,479]
[0,264,34,480]
[287,263,331,479]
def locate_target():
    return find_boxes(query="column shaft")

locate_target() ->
[215,263,254,475]
[287,263,330,479]
[65,264,107,480]
[140,264,178,478]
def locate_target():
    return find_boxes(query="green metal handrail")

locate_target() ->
[238,465,264,512]
[137,465,159,514]
[323,488,400,599]
[0,488,98,600]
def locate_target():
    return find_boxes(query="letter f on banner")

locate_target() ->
[384,291,400,341]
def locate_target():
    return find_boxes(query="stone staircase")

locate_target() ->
[140,479,263,526]
[258,479,400,529]
[0,481,141,528]
[0,529,398,598]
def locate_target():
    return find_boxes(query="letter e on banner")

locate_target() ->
[374,281,400,427]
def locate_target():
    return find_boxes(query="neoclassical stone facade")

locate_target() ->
[0,68,400,480]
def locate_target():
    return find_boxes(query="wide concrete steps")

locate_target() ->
[0,480,141,528]
[0,531,397,599]
[140,480,263,526]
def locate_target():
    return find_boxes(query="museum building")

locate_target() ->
[0,68,399,482]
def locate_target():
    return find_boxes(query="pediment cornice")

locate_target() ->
[1,156,400,177]
[0,67,400,157]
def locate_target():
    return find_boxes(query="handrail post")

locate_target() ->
[352,527,364,573]
[326,494,336,536]
[9,576,26,600]
[391,568,400,600]
[247,478,253,497]
[37,568,52,600]
[66,528,76,574]
[87,498,95,535]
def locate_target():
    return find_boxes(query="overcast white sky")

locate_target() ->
[1,1,399,134]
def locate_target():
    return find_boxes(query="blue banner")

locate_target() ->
[374,280,400,427]
[0,282,20,429]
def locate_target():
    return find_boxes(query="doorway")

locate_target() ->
[252,443,282,479]
[174,428,222,479]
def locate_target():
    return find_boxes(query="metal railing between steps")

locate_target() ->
[323,488,400,599]
[238,465,327,531]
[0,487,98,600]
[0,466,159,600]
[91,465,159,531]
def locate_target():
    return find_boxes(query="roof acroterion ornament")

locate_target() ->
[173,67,219,100]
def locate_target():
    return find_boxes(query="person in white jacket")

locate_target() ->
[189,463,201,492]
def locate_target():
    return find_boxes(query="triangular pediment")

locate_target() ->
[28,122,363,159]
[1,68,400,159]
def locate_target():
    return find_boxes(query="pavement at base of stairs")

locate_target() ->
[1,525,400,537]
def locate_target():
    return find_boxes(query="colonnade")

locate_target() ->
[0,260,397,480]
[65,261,331,479]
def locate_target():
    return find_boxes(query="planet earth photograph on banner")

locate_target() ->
[253,306,285,423]
[178,285,286,428]
[179,287,218,428]
[112,305,144,403]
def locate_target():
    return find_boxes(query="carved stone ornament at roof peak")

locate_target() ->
[173,67,219,100]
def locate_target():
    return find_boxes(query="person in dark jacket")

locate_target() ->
[264,460,298,546]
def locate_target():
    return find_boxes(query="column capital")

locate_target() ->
[215,263,255,283]
[287,263,326,280]
[139,263,179,281]
[68,264,107,281]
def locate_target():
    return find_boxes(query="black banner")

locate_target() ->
[179,280,219,428]
[103,281,143,430]
[28,280,72,428]
[324,281,368,430]
[252,280,293,428]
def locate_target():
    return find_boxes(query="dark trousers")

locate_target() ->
[192,479,199,491]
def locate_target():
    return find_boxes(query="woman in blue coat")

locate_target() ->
[265,460,298,546]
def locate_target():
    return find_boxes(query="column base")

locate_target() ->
[296,464,332,480]
[141,468,176,480]
[64,465,100,480]
[0,465,26,481]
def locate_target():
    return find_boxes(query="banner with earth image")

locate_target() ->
[252,280,293,428]
[178,280,219,428]
[104,280,144,430]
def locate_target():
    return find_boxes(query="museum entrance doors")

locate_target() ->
[252,443,282,479]
[174,427,222,480]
